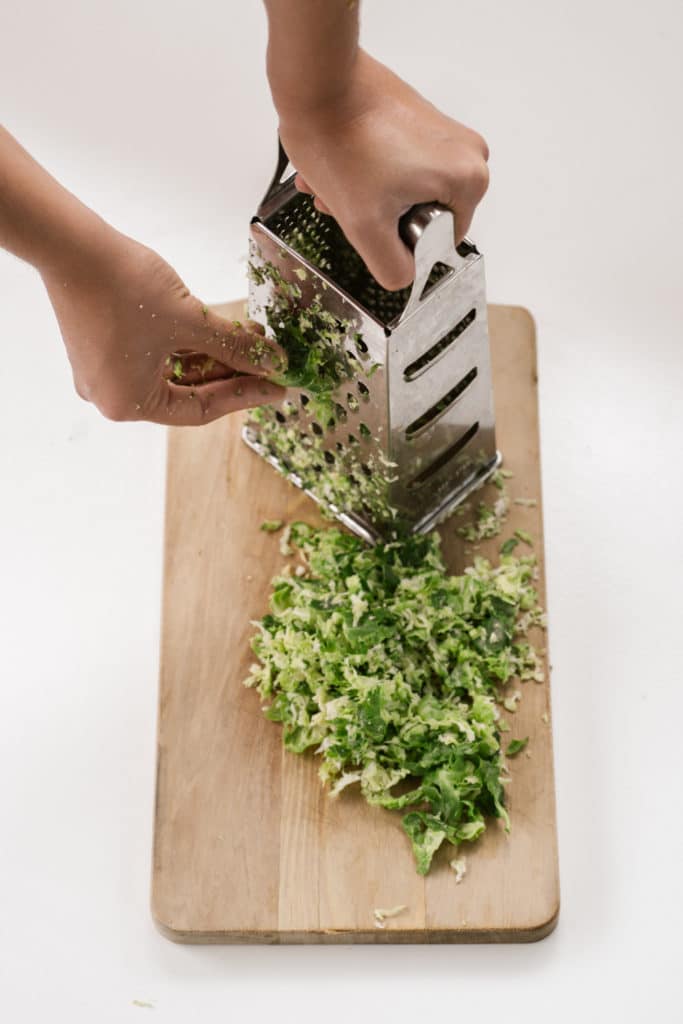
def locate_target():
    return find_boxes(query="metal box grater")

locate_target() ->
[244,144,501,543]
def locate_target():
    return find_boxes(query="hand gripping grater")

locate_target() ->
[244,143,501,543]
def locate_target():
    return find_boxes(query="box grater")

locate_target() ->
[244,142,501,543]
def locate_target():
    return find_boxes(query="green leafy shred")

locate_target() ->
[248,260,357,422]
[457,490,510,543]
[505,737,529,757]
[260,519,284,533]
[245,523,543,875]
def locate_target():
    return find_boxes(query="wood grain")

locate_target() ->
[151,302,559,943]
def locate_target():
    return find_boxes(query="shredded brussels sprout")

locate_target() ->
[245,523,544,875]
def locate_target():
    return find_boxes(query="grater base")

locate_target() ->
[242,424,501,544]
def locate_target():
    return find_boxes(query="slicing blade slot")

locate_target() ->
[404,308,477,382]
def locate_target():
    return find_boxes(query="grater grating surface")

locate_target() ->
[244,144,501,543]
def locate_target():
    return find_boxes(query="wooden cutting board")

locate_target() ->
[152,302,559,944]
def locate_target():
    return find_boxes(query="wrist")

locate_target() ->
[270,45,376,126]
[37,202,121,284]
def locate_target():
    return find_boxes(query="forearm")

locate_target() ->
[263,0,360,118]
[0,125,113,275]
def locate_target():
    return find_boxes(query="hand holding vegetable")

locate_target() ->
[41,235,286,425]
[0,126,285,424]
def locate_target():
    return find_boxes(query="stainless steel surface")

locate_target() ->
[243,141,501,541]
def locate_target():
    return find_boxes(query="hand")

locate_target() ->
[277,50,490,291]
[41,228,286,425]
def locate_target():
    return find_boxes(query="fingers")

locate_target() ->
[200,309,287,377]
[450,201,476,246]
[341,213,416,292]
[295,173,332,216]
[163,351,235,386]
[154,376,286,426]
[313,196,332,216]
[447,153,489,244]
[294,174,313,193]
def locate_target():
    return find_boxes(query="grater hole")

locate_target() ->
[404,309,477,382]
[327,417,336,430]
[359,422,371,439]
[348,434,359,446]
[335,441,344,452]
[323,450,335,465]
[360,463,372,477]
[405,367,478,440]
[347,393,360,413]
[275,410,286,423]
[355,335,369,356]
[334,403,348,424]
[300,394,310,408]
[407,422,480,490]
[311,421,324,436]
[357,381,370,399]
[418,262,453,302]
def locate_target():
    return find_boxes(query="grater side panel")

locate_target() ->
[246,222,394,532]
[386,257,497,521]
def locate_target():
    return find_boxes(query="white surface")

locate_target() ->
[1,1,682,1020]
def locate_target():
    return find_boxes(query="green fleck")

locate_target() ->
[260,519,284,533]
[506,737,529,757]
[514,529,533,545]
[500,537,519,556]
[172,359,183,381]
[457,490,509,542]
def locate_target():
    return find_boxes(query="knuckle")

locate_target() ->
[97,394,131,422]
[459,157,489,200]
[376,264,413,292]
[472,131,490,162]
[72,378,90,403]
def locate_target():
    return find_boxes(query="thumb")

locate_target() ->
[154,376,286,426]
[340,212,415,292]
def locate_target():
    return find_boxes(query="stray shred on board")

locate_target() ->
[374,905,408,928]
[450,855,467,884]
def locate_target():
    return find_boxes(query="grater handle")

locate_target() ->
[257,139,296,220]
[397,203,476,322]
[259,141,477,322]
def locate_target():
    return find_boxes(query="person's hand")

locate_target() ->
[277,50,490,292]
[41,229,286,425]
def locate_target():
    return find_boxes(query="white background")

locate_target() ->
[2,1,682,1020]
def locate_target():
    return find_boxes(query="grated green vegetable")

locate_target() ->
[505,737,529,757]
[245,523,543,875]
[260,519,284,533]
[248,260,356,423]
